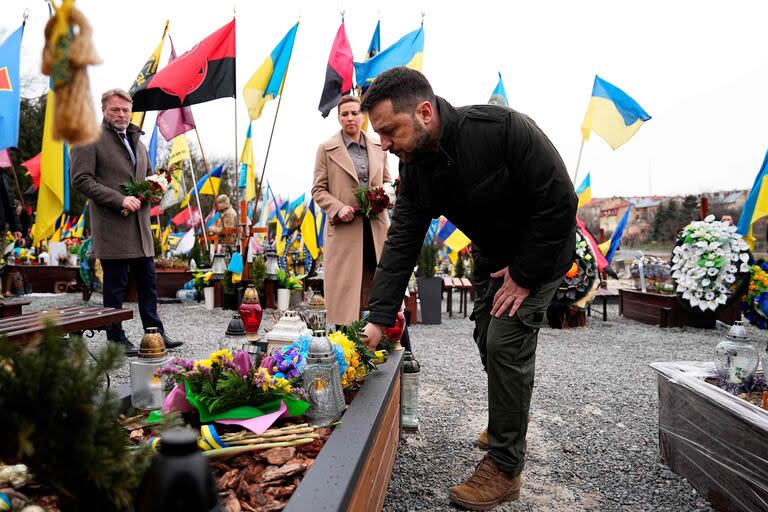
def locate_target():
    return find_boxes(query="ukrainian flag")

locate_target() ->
[575,173,592,208]
[737,150,768,249]
[243,23,299,121]
[301,199,319,259]
[488,72,509,107]
[366,20,381,60]
[289,193,305,219]
[354,26,424,86]
[437,218,471,255]
[581,76,651,150]
[268,184,289,256]
[238,124,256,201]
[180,165,223,208]
[601,204,633,264]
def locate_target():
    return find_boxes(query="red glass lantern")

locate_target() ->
[238,285,263,334]
[382,310,406,341]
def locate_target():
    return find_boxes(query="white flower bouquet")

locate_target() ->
[671,215,750,312]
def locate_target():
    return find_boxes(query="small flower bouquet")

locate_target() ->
[276,268,303,290]
[192,270,214,297]
[121,168,173,216]
[352,182,395,220]
[155,348,309,422]
[740,261,768,329]
[671,215,751,312]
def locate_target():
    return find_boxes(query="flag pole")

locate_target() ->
[185,156,210,254]
[7,150,26,209]
[192,125,216,215]
[572,138,585,184]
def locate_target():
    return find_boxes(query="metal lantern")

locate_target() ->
[211,251,228,275]
[222,314,247,352]
[714,320,759,384]
[239,284,263,334]
[401,351,421,430]
[265,246,279,278]
[131,327,168,410]
[302,330,346,427]
[307,293,327,331]
[264,310,312,354]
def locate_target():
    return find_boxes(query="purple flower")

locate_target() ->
[260,354,278,375]
[169,357,194,372]
[232,350,252,378]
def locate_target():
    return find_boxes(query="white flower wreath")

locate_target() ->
[671,215,750,312]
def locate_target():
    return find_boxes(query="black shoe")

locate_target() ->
[161,333,183,349]
[109,337,138,356]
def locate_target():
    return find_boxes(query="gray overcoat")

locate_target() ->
[71,121,154,260]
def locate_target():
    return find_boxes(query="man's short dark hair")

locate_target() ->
[361,67,435,114]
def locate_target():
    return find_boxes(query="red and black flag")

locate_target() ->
[318,22,353,118]
[132,20,236,111]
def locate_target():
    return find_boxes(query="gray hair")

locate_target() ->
[101,88,133,109]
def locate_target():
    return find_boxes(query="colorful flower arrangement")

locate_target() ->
[121,168,173,216]
[191,270,214,296]
[553,232,598,305]
[671,215,750,312]
[276,268,303,290]
[353,183,394,220]
[155,348,308,421]
[740,261,768,329]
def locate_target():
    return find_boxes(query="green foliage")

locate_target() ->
[153,233,163,258]
[454,255,466,278]
[276,268,303,290]
[0,326,151,510]
[249,255,268,291]
[222,270,236,294]
[651,200,687,242]
[340,319,377,371]
[188,236,207,267]
[417,243,437,278]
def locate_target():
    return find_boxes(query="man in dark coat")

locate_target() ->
[361,68,577,510]
[71,88,181,355]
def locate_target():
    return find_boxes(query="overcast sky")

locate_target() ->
[3,0,768,200]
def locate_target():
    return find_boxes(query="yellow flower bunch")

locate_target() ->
[254,367,293,393]
[328,331,364,387]
[194,348,233,369]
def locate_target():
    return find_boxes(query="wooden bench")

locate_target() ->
[588,287,620,321]
[0,306,134,343]
[443,277,455,316]
[443,278,475,318]
[0,298,32,318]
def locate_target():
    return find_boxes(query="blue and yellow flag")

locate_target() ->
[581,76,650,150]
[354,26,424,86]
[228,252,244,284]
[244,23,299,121]
[437,218,471,258]
[268,184,289,256]
[32,89,69,242]
[0,23,24,152]
[316,207,327,248]
[575,173,592,208]
[180,165,223,208]
[148,124,159,170]
[301,199,319,259]
[737,150,768,249]
[601,204,633,264]
[366,20,381,60]
[488,72,508,107]
[289,193,305,219]
[238,124,256,201]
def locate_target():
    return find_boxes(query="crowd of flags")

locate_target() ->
[8,9,768,275]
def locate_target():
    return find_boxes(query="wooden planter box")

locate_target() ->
[119,349,404,512]
[3,264,79,294]
[650,362,768,512]
[619,288,740,328]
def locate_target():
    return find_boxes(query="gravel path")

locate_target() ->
[22,292,735,510]
[382,302,725,512]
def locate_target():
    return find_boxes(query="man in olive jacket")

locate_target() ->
[361,68,576,510]
[71,88,181,355]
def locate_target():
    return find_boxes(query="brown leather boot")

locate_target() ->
[477,429,489,450]
[449,454,521,510]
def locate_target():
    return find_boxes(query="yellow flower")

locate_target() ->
[209,349,233,364]
[195,359,212,369]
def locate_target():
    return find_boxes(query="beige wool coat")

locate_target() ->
[71,122,155,260]
[312,131,391,325]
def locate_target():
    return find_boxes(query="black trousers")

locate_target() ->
[101,257,164,341]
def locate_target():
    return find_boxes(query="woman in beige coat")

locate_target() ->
[312,95,391,325]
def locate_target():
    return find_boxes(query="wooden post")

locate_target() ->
[700,196,709,220]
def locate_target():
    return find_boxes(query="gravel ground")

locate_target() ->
[22,292,741,511]
[382,301,729,512]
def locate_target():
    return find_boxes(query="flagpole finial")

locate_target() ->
[340,10,345,21]
[23,8,30,23]
[421,11,426,25]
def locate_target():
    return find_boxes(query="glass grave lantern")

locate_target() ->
[264,246,279,278]
[211,251,227,275]
[222,314,247,353]
[401,351,421,430]
[130,327,168,410]
[714,320,759,384]
[307,293,327,331]
[264,310,312,355]
[302,330,346,427]
[239,284,263,335]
